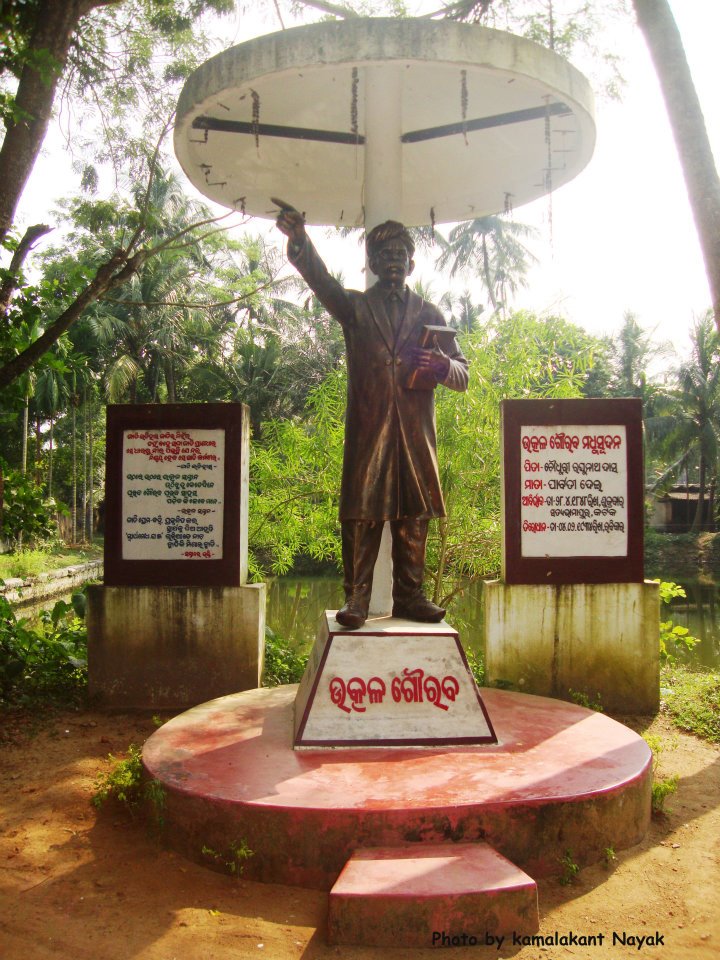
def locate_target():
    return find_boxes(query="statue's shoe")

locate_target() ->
[392,596,446,623]
[335,597,368,630]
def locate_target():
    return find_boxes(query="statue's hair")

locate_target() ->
[365,220,415,259]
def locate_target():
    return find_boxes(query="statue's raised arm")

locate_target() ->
[274,197,354,326]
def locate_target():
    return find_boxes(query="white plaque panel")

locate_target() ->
[520,424,628,558]
[122,428,225,560]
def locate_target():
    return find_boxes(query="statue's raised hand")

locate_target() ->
[272,197,305,245]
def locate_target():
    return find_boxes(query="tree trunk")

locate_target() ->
[0,0,115,246]
[166,359,176,403]
[21,393,29,475]
[0,2,82,246]
[481,234,499,311]
[72,391,77,545]
[88,402,94,541]
[633,0,720,330]
[34,413,42,484]
[708,475,716,533]
[48,416,54,497]
[691,454,706,532]
[81,385,88,543]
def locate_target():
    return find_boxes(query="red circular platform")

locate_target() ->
[143,686,652,889]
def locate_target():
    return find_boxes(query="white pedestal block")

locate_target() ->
[294,613,497,748]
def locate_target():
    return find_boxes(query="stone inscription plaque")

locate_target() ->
[122,428,225,560]
[501,398,643,584]
[520,424,628,558]
[104,404,249,587]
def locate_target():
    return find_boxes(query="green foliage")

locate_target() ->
[464,647,485,686]
[654,580,700,662]
[604,845,617,868]
[558,850,580,885]
[1,547,50,579]
[568,689,604,712]
[0,595,87,705]
[646,313,720,521]
[92,743,167,829]
[201,838,254,877]
[430,311,592,603]
[0,467,62,548]
[651,774,679,815]
[92,744,144,808]
[249,367,345,578]
[248,310,595,592]
[661,666,720,743]
[0,542,102,580]
[262,627,309,687]
[643,732,680,815]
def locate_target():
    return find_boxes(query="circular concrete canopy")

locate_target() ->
[175,19,595,227]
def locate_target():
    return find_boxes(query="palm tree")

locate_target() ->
[606,311,673,411]
[435,216,538,315]
[649,313,720,530]
[632,0,720,330]
[438,290,485,335]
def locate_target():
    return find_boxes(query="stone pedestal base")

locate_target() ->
[484,580,659,713]
[293,612,496,747]
[87,583,265,710]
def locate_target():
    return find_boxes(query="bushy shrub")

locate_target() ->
[1,466,63,549]
[0,594,87,705]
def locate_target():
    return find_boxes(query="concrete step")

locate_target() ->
[327,841,539,948]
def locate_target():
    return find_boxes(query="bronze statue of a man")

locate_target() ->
[277,206,468,629]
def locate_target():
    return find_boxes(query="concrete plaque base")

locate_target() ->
[484,580,660,713]
[293,612,496,748]
[87,583,265,710]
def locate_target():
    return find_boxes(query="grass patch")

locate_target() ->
[661,665,720,743]
[0,540,103,581]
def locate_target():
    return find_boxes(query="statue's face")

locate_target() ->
[369,238,414,286]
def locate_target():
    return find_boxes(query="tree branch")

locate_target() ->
[0,247,144,391]
[297,0,359,18]
[98,273,286,310]
[0,223,53,316]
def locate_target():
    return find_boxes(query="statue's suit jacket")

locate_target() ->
[289,236,469,521]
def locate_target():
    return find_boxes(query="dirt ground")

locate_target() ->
[0,705,718,960]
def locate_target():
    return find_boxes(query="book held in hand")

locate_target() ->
[405,325,459,391]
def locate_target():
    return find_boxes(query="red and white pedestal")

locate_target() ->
[142,613,652,948]
[294,613,497,748]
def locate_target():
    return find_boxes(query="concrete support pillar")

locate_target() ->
[87,583,266,710]
[363,65,403,230]
[364,65,403,617]
[484,580,660,714]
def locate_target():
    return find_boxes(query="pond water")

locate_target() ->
[267,574,720,669]
[14,573,719,669]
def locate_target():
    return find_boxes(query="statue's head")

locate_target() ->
[366,220,415,285]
